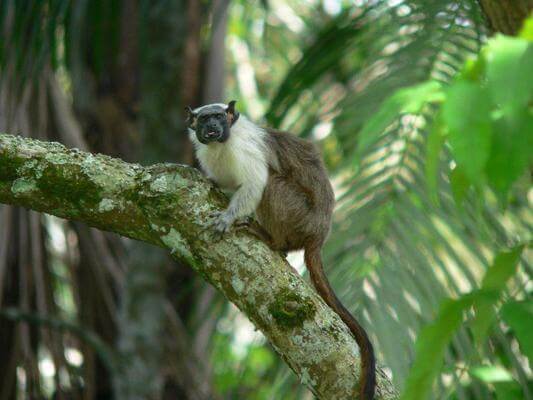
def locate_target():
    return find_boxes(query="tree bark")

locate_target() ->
[0,133,398,400]
[477,0,532,35]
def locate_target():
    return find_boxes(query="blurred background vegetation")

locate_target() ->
[0,1,531,399]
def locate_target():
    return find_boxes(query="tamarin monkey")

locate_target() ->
[186,100,376,399]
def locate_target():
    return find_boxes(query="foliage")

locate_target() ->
[401,246,525,400]
[429,34,532,203]
[330,18,532,400]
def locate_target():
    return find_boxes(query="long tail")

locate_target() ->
[304,244,376,400]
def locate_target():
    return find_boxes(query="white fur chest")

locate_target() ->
[190,117,270,192]
[197,143,243,189]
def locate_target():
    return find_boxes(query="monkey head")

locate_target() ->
[186,100,240,144]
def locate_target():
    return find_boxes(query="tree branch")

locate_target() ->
[0,133,397,400]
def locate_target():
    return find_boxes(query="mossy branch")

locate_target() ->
[0,133,397,400]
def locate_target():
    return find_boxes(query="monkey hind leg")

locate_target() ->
[236,219,288,257]
[235,219,272,243]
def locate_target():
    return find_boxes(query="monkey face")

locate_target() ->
[186,101,239,145]
[196,108,230,144]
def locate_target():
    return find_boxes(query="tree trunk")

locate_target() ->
[0,133,398,400]
[477,0,532,35]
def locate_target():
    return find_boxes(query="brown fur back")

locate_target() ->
[256,129,334,251]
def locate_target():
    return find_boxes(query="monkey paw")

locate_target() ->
[234,216,253,227]
[207,210,235,239]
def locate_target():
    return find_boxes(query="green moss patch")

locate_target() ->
[0,151,25,181]
[269,290,316,329]
[36,163,102,207]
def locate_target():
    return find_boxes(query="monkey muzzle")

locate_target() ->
[205,131,221,140]
[199,125,226,144]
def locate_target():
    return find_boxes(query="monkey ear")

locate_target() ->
[185,106,197,129]
[226,100,240,126]
[226,100,237,113]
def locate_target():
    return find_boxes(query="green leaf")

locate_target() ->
[471,245,524,344]
[425,116,446,205]
[400,295,475,400]
[486,109,533,198]
[494,382,525,400]
[519,16,533,41]
[442,81,492,182]
[450,166,470,208]
[459,55,486,82]
[357,81,443,153]
[485,35,533,111]
[480,246,524,290]
[471,365,513,383]
[501,300,533,362]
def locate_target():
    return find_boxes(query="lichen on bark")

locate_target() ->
[0,132,398,400]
